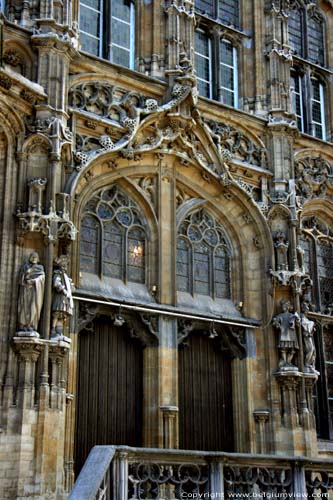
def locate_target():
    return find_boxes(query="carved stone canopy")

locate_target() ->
[177,319,246,359]
[77,302,158,347]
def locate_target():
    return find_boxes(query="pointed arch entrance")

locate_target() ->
[74,315,143,475]
[178,330,234,451]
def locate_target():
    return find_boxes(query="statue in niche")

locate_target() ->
[296,244,305,273]
[301,302,317,373]
[17,252,45,337]
[274,231,289,271]
[273,299,300,370]
[51,255,74,339]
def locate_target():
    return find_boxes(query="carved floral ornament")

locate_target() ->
[295,156,333,205]
[69,78,268,193]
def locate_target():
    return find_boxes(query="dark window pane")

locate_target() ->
[113,0,131,22]
[195,31,211,98]
[288,8,302,56]
[214,246,230,298]
[80,215,99,274]
[194,244,210,295]
[103,222,123,279]
[177,238,190,292]
[218,0,239,28]
[79,3,101,56]
[308,15,324,65]
[195,0,214,16]
[318,240,333,310]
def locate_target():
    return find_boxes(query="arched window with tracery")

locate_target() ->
[80,185,147,284]
[176,209,231,299]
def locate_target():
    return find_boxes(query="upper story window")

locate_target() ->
[291,70,326,140]
[176,209,231,299]
[80,185,147,284]
[288,5,325,66]
[195,30,238,107]
[79,0,135,69]
[195,0,240,29]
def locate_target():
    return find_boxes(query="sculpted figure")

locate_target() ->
[273,299,300,369]
[301,303,317,373]
[51,255,74,338]
[17,252,45,336]
[274,231,289,271]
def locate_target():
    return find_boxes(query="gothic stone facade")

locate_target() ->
[0,0,333,498]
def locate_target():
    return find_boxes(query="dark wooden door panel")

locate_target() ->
[179,332,233,451]
[75,316,143,475]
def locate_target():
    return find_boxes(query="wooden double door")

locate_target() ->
[75,319,233,475]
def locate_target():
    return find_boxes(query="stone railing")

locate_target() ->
[69,446,333,500]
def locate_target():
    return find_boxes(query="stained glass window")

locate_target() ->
[80,185,147,284]
[176,209,231,299]
[79,0,135,69]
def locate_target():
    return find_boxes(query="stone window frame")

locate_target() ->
[78,0,136,69]
[194,24,240,108]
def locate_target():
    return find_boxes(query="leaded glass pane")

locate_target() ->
[308,15,324,66]
[80,215,99,274]
[113,0,131,23]
[218,0,239,28]
[288,8,302,56]
[79,2,101,56]
[128,228,145,284]
[326,364,333,399]
[111,18,131,48]
[103,221,123,279]
[290,73,304,132]
[176,238,191,293]
[194,244,210,295]
[311,78,325,140]
[220,40,237,107]
[214,246,230,298]
[195,30,212,99]
[195,0,214,16]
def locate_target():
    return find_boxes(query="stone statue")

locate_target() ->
[296,244,305,273]
[51,255,74,338]
[301,303,317,373]
[274,231,289,271]
[273,299,300,370]
[17,252,45,337]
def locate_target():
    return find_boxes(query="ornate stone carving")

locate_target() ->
[295,156,333,204]
[51,256,74,339]
[17,252,45,337]
[77,302,101,333]
[71,79,195,168]
[273,300,300,371]
[203,119,268,168]
[17,179,77,244]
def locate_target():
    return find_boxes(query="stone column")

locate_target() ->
[254,410,270,454]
